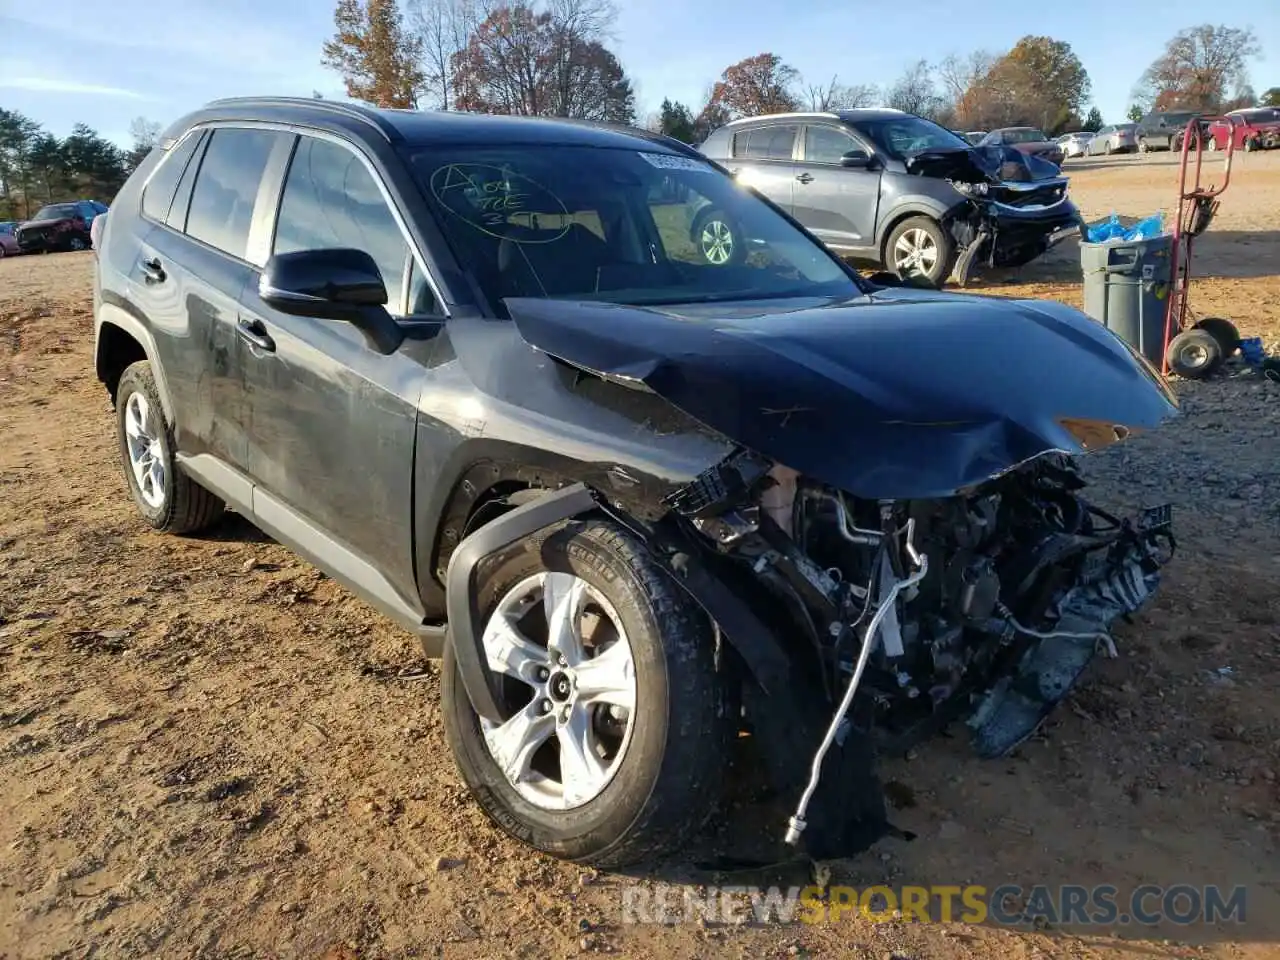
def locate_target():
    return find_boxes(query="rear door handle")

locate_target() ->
[236,318,275,353]
[141,257,166,284]
[796,172,814,184]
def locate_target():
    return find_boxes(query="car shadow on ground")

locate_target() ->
[958,230,1280,286]
[188,508,275,544]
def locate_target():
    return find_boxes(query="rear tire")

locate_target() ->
[1165,329,1223,380]
[885,216,954,289]
[116,361,226,534]
[690,208,745,267]
[442,519,733,868]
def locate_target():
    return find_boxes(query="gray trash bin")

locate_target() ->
[1079,232,1173,367]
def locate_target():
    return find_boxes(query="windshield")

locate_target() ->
[1002,128,1048,144]
[853,116,971,159]
[33,204,79,221]
[1117,123,1138,132]
[411,145,862,312]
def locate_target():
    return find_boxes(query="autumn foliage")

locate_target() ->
[705,54,801,120]
[449,2,634,121]
[322,0,425,109]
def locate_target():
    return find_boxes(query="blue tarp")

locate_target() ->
[1085,212,1166,243]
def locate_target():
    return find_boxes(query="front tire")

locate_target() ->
[442,519,733,868]
[67,236,87,252]
[885,216,954,289]
[116,361,225,534]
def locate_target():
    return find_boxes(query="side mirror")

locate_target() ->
[840,149,873,168]
[259,247,404,355]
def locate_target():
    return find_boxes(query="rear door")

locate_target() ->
[792,122,880,252]
[234,132,438,611]
[131,125,291,472]
[722,121,800,212]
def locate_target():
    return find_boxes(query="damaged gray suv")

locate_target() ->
[93,96,1176,869]
[698,109,1083,287]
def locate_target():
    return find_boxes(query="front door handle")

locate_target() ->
[140,257,166,284]
[236,318,275,352]
[795,172,814,184]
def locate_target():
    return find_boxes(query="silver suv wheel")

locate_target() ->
[124,390,166,510]
[479,571,637,810]
[893,227,939,276]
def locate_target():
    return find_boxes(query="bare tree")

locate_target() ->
[1134,24,1260,112]
[805,75,878,111]
[408,0,483,110]
[937,50,995,125]
[450,1,633,122]
[885,59,943,119]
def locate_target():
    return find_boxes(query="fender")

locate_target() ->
[444,482,790,723]
[95,302,177,424]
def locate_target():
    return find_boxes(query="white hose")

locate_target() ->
[784,522,929,846]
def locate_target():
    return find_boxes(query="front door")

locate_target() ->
[236,133,435,611]
[792,123,881,252]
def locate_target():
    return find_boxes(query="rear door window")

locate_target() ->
[185,127,282,259]
[733,124,799,161]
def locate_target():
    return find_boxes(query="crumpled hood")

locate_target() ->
[505,290,1178,500]
[907,146,1061,184]
[18,217,73,231]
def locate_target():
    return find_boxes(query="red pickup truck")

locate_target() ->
[1207,108,1280,152]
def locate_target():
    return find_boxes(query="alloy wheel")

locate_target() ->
[124,391,166,509]
[479,571,637,810]
[893,228,939,277]
[699,220,734,265]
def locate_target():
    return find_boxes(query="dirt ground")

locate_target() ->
[2,151,1280,960]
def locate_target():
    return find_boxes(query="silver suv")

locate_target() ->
[698,109,1082,287]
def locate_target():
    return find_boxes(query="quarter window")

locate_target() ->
[141,130,204,224]
[185,127,281,259]
[273,136,421,314]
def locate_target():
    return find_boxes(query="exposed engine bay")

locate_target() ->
[663,448,1174,855]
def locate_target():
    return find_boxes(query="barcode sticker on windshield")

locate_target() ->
[637,151,713,172]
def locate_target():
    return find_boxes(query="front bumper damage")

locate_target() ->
[950,190,1085,287]
[445,473,1175,864]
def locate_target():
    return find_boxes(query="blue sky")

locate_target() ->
[1,0,1275,147]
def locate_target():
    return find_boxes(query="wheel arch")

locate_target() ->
[95,303,175,422]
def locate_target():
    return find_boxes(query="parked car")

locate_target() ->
[977,127,1065,166]
[14,201,96,253]
[1055,131,1092,159]
[1135,110,1201,152]
[697,109,1082,288]
[0,221,19,258]
[962,130,987,145]
[93,96,1177,869]
[1206,108,1280,152]
[1087,123,1140,155]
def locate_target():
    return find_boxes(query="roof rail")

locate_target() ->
[201,96,401,141]
[723,111,839,126]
